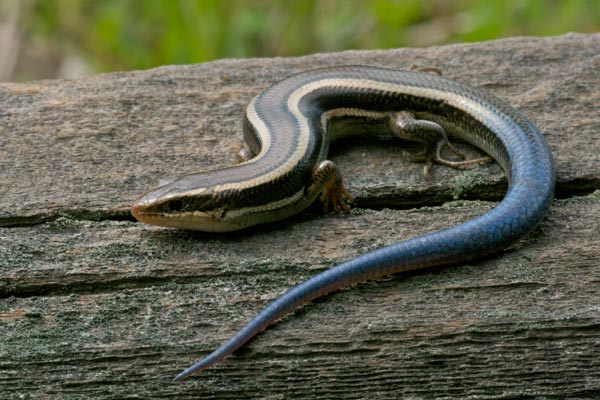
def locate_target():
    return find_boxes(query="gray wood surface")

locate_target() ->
[1,33,599,399]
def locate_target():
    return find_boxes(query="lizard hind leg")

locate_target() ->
[434,140,492,168]
[388,111,490,177]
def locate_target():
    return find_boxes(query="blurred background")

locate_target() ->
[1,0,598,82]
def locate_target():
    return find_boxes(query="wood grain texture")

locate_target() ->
[1,34,599,399]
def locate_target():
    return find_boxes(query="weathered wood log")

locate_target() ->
[1,33,599,398]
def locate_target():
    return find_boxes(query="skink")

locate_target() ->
[131,66,555,381]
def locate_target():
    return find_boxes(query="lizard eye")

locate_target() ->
[166,199,185,213]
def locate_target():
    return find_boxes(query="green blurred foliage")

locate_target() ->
[26,0,600,73]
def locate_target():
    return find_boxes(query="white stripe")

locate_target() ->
[225,187,305,219]
[216,77,504,193]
